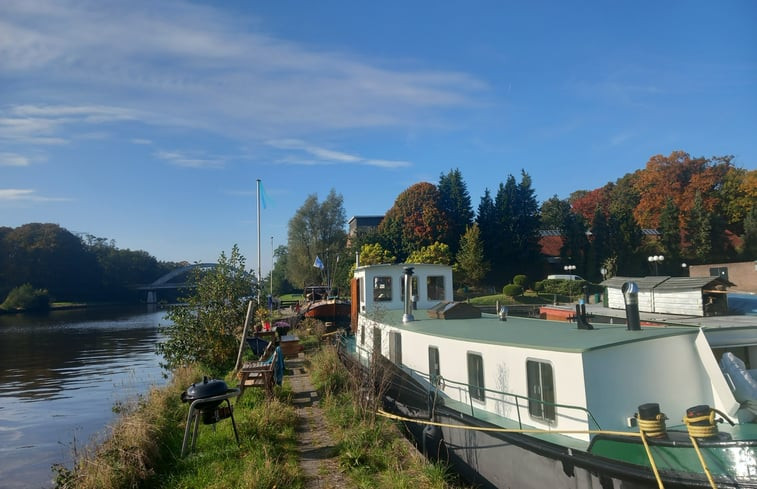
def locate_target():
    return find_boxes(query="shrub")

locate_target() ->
[512,274,528,288]
[1,284,50,311]
[502,284,523,297]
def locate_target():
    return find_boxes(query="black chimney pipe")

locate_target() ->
[622,281,641,331]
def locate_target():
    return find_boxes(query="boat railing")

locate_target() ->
[339,336,602,433]
[401,364,602,432]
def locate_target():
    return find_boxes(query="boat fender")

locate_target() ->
[635,403,667,438]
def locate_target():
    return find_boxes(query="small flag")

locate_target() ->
[314,256,324,270]
[259,180,269,209]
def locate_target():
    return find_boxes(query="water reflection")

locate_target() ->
[0,306,169,489]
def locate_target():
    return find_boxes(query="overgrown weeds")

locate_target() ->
[309,345,468,489]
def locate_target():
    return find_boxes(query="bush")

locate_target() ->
[1,284,50,311]
[512,274,528,288]
[502,284,523,297]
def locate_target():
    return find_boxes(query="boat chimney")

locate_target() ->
[622,281,641,331]
[402,266,415,323]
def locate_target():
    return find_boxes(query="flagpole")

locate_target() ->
[256,179,261,304]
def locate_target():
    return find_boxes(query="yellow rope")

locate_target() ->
[637,413,667,438]
[377,409,666,488]
[638,429,665,489]
[684,411,718,438]
[684,410,718,489]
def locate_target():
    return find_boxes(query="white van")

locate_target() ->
[547,274,584,281]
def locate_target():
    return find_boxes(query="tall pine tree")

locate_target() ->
[438,168,474,256]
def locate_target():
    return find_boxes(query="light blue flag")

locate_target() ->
[313,256,324,270]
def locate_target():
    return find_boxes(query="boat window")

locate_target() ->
[372,327,382,356]
[467,352,485,402]
[427,276,445,301]
[360,323,365,345]
[390,332,402,365]
[527,360,556,422]
[373,276,392,301]
[429,347,441,386]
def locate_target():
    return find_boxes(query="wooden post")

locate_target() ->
[234,300,254,371]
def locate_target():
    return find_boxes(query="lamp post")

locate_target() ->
[647,255,664,275]
[600,267,607,280]
[564,264,576,301]
[681,262,688,277]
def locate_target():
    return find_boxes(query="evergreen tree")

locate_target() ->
[658,197,681,259]
[608,210,643,275]
[456,223,489,287]
[476,188,497,281]
[684,192,712,263]
[438,169,474,256]
[743,206,757,258]
[540,195,572,230]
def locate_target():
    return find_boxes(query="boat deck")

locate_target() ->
[366,309,697,353]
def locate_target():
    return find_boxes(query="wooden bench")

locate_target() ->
[237,340,278,397]
[238,348,278,397]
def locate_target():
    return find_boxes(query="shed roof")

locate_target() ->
[601,276,734,291]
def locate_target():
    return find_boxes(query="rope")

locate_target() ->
[684,409,718,489]
[376,409,666,488]
[684,411,718,439]
[637,413,668,438]
[638,429,665,489]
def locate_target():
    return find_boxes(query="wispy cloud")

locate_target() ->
[266,139,411,169]
[0,0,485,144]
[0,188,70,202]
[155,150,224,169]
[0,153,30,166]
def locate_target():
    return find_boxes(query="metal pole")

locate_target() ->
[270,236,274,299]
[256,179,261,304]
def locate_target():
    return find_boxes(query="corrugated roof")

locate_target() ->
[601,276,734,291]
[601,276,670,290]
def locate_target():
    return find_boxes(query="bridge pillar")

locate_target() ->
[147,290,157,304]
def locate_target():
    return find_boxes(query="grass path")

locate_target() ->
[288,355,354,489]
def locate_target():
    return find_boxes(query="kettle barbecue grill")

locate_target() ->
[180,376,241,456]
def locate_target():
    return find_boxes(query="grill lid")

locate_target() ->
[181,376,229,402]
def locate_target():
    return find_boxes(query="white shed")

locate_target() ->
[601,276,732,316]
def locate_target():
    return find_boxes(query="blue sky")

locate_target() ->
[2,1,755,276]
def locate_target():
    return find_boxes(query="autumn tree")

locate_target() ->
[406,242,453,265]
[438,168,474,256]
[378,182,450,260]
[287,189,347,288]
[358,243,396,266]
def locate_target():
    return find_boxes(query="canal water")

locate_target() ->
[0,306,170,489]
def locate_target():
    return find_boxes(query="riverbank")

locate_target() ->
[56,328,467,489]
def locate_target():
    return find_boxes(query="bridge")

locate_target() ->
[138,263,217,304]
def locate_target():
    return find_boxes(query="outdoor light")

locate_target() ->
[647,255,664,275]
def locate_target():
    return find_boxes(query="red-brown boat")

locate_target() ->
[301,285,351,326]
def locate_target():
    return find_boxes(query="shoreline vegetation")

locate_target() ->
[53,320,468,489]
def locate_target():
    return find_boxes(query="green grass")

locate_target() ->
[467,290,556,306]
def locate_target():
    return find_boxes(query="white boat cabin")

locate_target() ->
[353,263,757,445]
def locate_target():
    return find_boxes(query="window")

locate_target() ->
[372,327,382,356]
[467,352,485,402]
[427,276,445,301]
[709,267,729,281]
[389,332,402,364]
[527,360,556,422]
[429,347,440,386]
[360,323,365,345]
[400,276,418,301]
[373,276,392,301]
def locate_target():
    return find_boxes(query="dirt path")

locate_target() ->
[288,356,353,489]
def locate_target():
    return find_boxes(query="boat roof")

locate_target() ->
[371,309,697,353]
[601,276,734,290]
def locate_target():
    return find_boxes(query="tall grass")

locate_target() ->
[309,346,468,489]
[54,366,303,489]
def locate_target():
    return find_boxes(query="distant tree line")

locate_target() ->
[273,151,755,295]
[0,223,178,306]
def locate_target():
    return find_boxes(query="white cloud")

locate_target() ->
[266,139,411,169]
[0,188,70,202]
[0,0,485,143]
[0,153,30,166]
[155,150,224,169]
